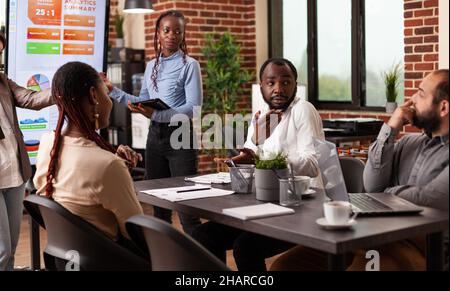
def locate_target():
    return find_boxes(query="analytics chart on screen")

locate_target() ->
[6,0,108,164]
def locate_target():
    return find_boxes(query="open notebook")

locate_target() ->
[141,185,234,202]
[222,203,295,220]
[185,172,231,184]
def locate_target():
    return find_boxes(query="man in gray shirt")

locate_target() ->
[364,69,448,270]
[364,69,448,210]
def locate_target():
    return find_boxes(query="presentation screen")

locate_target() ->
[6,0,109,165]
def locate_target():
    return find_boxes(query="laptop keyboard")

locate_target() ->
[349,193,392,212]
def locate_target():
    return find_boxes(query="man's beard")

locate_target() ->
[266,94,295,111]
[413,107,441,136]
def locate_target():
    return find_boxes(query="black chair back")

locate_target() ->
[23,195,150,271]
[126,215,229,271]
[339,156,366,193]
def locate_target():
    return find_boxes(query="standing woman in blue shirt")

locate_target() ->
[103,10,202,235]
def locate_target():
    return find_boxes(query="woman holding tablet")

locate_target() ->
[102,10,203,235]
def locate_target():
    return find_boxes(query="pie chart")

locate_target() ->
[27,74,50,92]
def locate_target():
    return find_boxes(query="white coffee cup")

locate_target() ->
[323,201,352,225]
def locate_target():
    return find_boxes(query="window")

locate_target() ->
[317,0,352,102]
[365,0,404,107]
[270,0,405,110]
[282,0,308,86]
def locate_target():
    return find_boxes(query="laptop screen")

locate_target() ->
[314,139,350,202]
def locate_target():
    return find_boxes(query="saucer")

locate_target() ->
[316,218,357,230]
[302,189,316,198]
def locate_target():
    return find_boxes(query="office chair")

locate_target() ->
[339,156,366,193]
[126,215,230,271]
[23,195,150,271]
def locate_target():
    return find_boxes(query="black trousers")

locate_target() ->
[192,222,295,271]
[145,121,201,236]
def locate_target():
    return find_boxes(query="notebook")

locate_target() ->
[222,203,295,220]
[185,172,231,184]
[141,185,235,202]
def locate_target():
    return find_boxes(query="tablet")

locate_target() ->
[133,99,170,110]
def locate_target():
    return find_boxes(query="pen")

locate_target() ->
[176,187,211,193]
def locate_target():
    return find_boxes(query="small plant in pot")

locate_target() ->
[383,62,402,114]
[114,10,125,48]
[255,151,289,202]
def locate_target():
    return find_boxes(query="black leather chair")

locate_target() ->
[23,195,150,271]
[126,215,230,271]
[339,156,366,193]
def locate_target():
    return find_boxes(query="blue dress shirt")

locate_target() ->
[109,50,203,123]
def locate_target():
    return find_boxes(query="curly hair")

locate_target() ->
[259,58,298,81]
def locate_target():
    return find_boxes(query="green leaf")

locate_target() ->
[382,62,403,103]
[255,153,288,170]
[202,32,255,115]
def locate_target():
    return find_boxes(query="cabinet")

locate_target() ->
[105,48,145,147]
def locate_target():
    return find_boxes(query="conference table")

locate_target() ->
[134,177,448,271]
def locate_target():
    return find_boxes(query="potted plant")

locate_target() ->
[201,32,253,172]
[114,10,125,48]
[254,151,289,202]
[383,62,402,113]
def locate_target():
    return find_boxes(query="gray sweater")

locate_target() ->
[364,124,448,210]
[364,123,449,270]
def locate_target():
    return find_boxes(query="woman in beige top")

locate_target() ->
[34,61,143,241]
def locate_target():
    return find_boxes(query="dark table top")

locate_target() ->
[135,177,449,254]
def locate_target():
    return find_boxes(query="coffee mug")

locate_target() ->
[323,201,352,225]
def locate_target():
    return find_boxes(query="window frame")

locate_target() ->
[270,0,389,111]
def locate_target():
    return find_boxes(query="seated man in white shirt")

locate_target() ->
[192,58,325,271]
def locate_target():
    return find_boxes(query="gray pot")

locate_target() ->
[255,168,289,202]
[115,38,124,48]
[386,102,398,114]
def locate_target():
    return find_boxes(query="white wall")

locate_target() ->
[0,1,5,27]
[253,0,269,115]
[439,0,449,69]
[256,0,269,81]
[117,0,146,50]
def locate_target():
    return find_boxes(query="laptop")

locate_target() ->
[314,139,423,215]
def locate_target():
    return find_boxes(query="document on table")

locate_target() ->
[184,172,231,184]
[141,185,235,202]
[222,203,295,220]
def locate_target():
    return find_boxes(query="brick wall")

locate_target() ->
[403,0,440,133]
[142,0,256,106]
[109,0,119,47]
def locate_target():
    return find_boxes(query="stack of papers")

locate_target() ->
[222,203,295,220]
[185,172,231,184]
[141,185,234,202]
